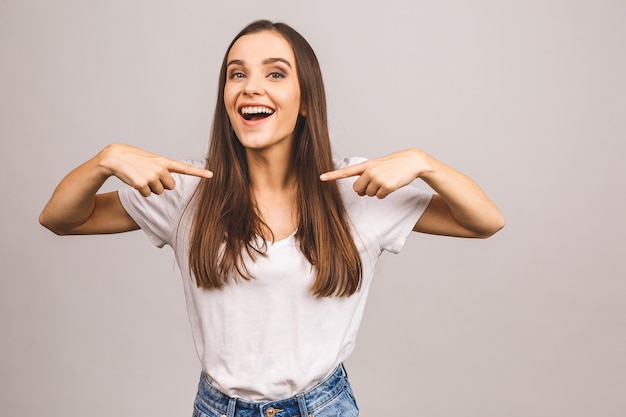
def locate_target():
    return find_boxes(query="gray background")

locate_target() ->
[1,0,625,416]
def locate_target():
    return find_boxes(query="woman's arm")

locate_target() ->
[319,148,504,238]
[39,143,213,235]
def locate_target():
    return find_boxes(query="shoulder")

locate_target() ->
[117,159,205,247]
[332,156,367,191]
[172,159,205,192]
[331,157,369,211]
[333,156,367,170]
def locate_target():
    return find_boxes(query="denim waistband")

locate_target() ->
[195,364,348,417]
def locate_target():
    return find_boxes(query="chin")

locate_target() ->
[236,135,270,149]
[236,131,293,152]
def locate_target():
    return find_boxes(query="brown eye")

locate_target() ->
[229,71,245,79]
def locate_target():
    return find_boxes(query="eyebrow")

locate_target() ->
[226,57,292,68]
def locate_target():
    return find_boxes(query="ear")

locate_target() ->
[300,102,307,117]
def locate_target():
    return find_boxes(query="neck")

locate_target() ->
[246,148,298,241]
[246,148,296,192]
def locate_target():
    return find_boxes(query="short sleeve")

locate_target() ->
[118,162,202,248]
[335,157,433,254]
[365,182,432,253]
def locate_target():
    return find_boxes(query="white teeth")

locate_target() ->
[240,106,274,115]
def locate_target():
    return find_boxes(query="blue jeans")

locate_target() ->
[192,364,359,417]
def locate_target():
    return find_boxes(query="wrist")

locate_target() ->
[409,148,435,179]
[95,143,123,178]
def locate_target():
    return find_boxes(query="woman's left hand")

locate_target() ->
[320,148,505,238]
[320,149,429,199]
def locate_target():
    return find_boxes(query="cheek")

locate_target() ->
[281,90,302,118]
[223,93,232,108]
[223,89,238,119]
[223,82,238,104]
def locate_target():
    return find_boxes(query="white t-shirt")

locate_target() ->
[118,157,432,401]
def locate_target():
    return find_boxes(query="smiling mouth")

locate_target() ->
[240,106,275,121]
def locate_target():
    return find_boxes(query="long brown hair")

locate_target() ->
[188,20,362,297]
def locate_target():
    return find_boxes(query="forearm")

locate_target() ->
[416,149,505,237]
[40,143,212,235]
[39,149,112,234]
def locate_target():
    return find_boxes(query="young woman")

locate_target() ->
[40,20,504,417]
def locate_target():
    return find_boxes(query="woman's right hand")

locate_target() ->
[98,144,213,197]
[40,144,212,235]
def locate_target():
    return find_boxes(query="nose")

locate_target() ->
[242,74,264,96]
